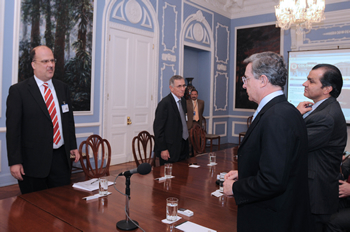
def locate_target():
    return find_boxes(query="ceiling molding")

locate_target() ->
[189,0,349,19]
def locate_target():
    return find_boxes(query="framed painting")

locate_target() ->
[18,0,94,111]
[234,23,281,110]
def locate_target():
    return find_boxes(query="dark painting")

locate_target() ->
[18,0,93,111]
[235,24,280,109]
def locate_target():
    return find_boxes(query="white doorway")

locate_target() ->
[105,28,155,165]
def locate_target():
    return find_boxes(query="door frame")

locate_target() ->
[101,0,159,163]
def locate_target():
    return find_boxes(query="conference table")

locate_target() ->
[0,147,239,232]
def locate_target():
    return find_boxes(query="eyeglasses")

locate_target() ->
[175,84,187,89]
[242,76,250,84]
[33,59,57,65]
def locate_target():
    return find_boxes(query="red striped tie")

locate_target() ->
[43,83,61,145]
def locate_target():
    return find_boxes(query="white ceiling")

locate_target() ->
[189,0,348,19]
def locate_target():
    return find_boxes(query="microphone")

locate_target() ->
[119,163,152,177]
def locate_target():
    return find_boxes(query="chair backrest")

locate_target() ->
[79,134,111,180]
[189,124,206,156]
[201,115,207,133]
[132,131,155,167]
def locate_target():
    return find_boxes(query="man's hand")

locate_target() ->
[225,170,238,181]
[70,149,80,163]
[223,170,238,196]
[223,179,235,196]
[296,101,314,115]
[339,180,350,198]
[10,164,25,181]
[161,150,170,161]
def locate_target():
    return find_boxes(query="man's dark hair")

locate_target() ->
[312,64,343,98]
[191,89,198,94]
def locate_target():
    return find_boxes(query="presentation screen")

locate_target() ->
[287,49,350,124]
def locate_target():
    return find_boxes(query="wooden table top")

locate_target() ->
[2,147,239,232]
[0,196,80,232]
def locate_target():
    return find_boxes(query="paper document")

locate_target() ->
[176,221,216,232]
[72,178,114,191]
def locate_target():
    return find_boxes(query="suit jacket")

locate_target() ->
[186,99,204,129]
[305,97,347,215]
[153,93,189,163]
[6,77,77,178]
[233,95,312,232]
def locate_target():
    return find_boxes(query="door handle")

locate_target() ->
[127,117,132,125]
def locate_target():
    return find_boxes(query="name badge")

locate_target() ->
[61,103,69,113]
[185,113,188,121]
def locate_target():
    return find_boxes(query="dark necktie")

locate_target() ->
[178,99,189,140]
[43,83,61,145]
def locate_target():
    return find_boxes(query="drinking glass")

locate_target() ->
[209,153,216,164]
[166,197,178,221]
[99,178,108,195]
[164,163,173,178]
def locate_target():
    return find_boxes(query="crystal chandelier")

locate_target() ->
[275,0,326,34]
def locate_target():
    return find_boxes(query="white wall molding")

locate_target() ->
[291,9,350,51]
[160,63,176,99]
[162,2,177,53]
[214,71,228,111]
[215,23,229,64]
[232,121,246,137]
[214,121,227,137]
[0,0,4,119]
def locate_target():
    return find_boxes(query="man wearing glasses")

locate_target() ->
[223,52,312,231]
[6,45,80,194]
[153,75,189,165]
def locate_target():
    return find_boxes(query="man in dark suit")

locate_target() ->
[223,52,312,231]
[153,75,189,166]
[186,89,204,130]
[297,64,347,231]
[326,155,350,232]
[6,45,80,194]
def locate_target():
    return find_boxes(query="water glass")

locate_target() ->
[219,172,226,191]
[99,178,108,195]
[166,197,178,221]
[209,153,216,164]
[164,163,173,178]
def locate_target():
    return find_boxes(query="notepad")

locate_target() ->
[72,178,114,191]
[176,221,216,232]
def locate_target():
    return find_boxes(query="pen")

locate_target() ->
[90,179,99,184]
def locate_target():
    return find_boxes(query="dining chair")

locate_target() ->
[189,124,206,156]
[79,134,111,180]
[238,115,253,146]
[201,116,221,152]
[132,131,156,167]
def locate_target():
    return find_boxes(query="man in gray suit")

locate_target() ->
[297,64,347,231]
[153,75,189,165]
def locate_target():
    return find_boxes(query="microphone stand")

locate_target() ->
[116,175,138,230]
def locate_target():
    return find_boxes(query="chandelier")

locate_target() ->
[275,0,326,34]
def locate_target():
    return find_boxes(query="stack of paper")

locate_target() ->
[72,178,114,191]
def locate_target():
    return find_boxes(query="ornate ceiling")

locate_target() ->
[189,0,347,19]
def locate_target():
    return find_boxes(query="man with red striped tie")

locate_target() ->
[6,45,80,194]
